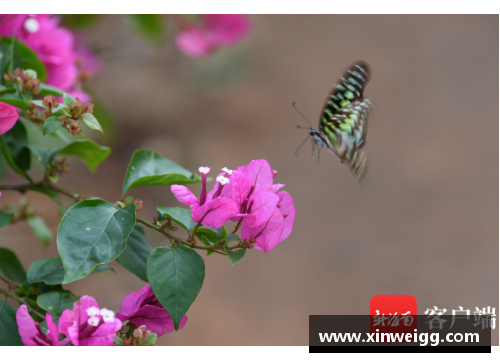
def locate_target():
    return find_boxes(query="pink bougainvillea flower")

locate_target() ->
[58,295,121,346]
[175,14,250,58]
[171,167,238,228]
[16,305,67,346]
[117,283,187,336]
[0,101,19,135]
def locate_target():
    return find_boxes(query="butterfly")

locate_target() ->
[296,61,372,181]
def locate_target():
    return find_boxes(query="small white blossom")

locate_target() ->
[198,166,210,175]
[221,167,232,175]
[87,316,100,326]
[24,18,39,33]
[100,308,115,322]
[86,306,100,317]
[216,176,230,185]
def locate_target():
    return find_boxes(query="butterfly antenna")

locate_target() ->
[292,102,313,127]
[295,134,311,157]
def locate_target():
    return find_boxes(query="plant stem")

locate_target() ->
[0,287,45,320]
[0,274,19,288]
[232,217,243,234]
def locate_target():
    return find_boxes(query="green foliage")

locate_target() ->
[63,92,77,107]
[37,290,78,317]
[224,246,246,265]
[27,258,65,285]
[0,37,47,82]
[141,332,157,346]
[0,96,30,110]
[116,224,153,282]
[0,122,33,183]
[147,246,205,331]
[38,83,64,96]
[0,211,14,229]
[157,205,196,233]
[126,15,167,43]
[0,299,23,346]
[57,139,111,173]
[82,113,103,133]
[122,149,201,196]
[0,247,27,285]
[57,200,137,284]
[27,216,53,247]
[42,116,63,135]
[0,86,16,95]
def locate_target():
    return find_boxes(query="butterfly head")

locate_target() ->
[308,128,328,148]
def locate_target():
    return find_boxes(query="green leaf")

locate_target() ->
[42,116,62,135]
[122,149,201,196]
[0,44,11,84]
[127,14,166,43]
[30,186,65,215]
[196,226,225,242]
[82,113,103,133]
[0,247,26,285]
[27,258,65,285]
[0,134,33,183]
[57,139,111,173]
[225,233,241,243]
[37,290,78,317]
[156,205,196,234]
[0,299,23,346]
[147,246,205,331]
[57,200,137,284]
[116,224,153,282]
[2,121,30,172]
[140,332,157,346]
[93,264,115,274]
[38,83,64,96]
[0,211,14,229]
[9,34,20,72]
[0,96,30,110]
[113,336,123,346]
[62,92,76,107]
[0,86,16,95]
[224,245,246,265]
[27,216,53,247]
[26,144,59,167]
[0,37,47,82]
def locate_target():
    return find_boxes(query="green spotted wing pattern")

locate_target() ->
[318,61,372,180]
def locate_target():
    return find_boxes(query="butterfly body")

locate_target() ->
[307,61,372,180]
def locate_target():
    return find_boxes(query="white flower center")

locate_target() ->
[198,166,210,175]
[24,18,40,33]
[86,306,100,317]
[87,316,100,326]
[100,308,115,322]
[221,167,232,175]
[216,176,230,185]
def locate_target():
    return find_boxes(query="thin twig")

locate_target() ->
[0,287,46,320]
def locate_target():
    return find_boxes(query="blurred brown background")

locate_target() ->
[1,15,498,345]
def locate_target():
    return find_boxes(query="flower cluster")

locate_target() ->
[172,159,295,253]
[175,14,250,58]
[16,296,121,346]
[0,14,100,101]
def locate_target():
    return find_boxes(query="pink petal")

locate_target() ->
[0,102,19,135]
[57,308,75,340]
[204,14,251,47]
[16,305,40,346]
[74,296,100,327]
[192,197,238,228]
[125,305,187,336]
[118,283,155,316]
[240,159,273,192]
[242,208,285,253]
[171,185,199,206]
[175,26,212,58]
[276,191,295,242]
[270,183,286,193]
[207,172,232,200]
[230,170,250,207]
[46,313,60,346]
[80,319,122,346]
[242,191,279,228]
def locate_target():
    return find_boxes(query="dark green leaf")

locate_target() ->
[38,83,64,96]
[62,92,76,107]
[0,299,23,346]
[0,211,14,229]
[140,332,157,346]
[37,290,78,317]
[0,96,30,110]
[9,34,20,72]
[93,264,115,274]
[0,44,11,84]
[0,86,16,95]
[122,149,201,196]
[57,200,137,284]
[0,37,47,82]
[82,113,103,133]
[57,139,111,173]
[224,245,246,265]
[2,121,31,172]
[42,116,62,135]
[27,216,53,247]
[147,246,205,331]
[27,258,65,285]
[0,247,26,284]
[196,226,225,243]
[156,205,196,234]
[26,144,59,167]
[61,14,101,28]
[127,14,166,43]
[116,224,153,282]
[0,134,33,183]
[225,233,241,243]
